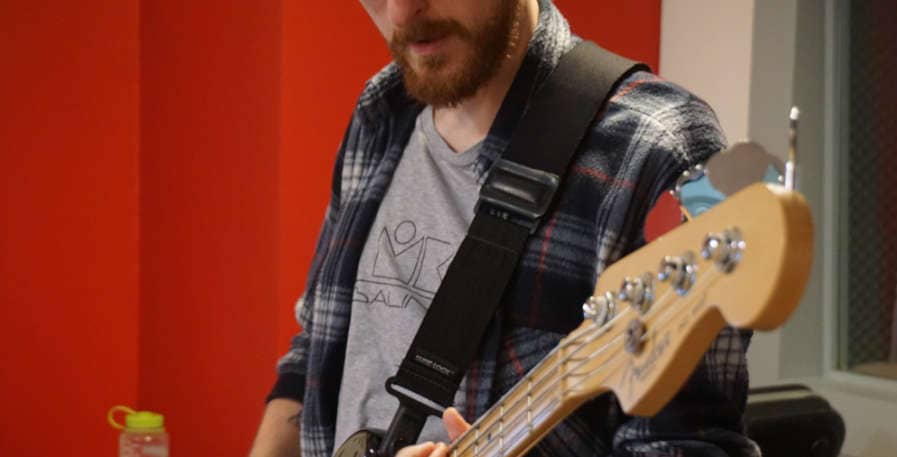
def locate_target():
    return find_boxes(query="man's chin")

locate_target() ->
[411,66,453,86]
[398,45,497,106]
[403,68,468,105]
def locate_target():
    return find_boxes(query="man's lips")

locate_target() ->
[407,34,450,56]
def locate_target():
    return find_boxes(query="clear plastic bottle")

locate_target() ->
[108,405,170,457]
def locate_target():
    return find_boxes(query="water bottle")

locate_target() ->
[108,405,170,457]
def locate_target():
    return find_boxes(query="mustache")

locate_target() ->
[390,19,470,50]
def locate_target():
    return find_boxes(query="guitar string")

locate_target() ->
[449,321,614,454]
[450,312,618,448]
[450,268,719,456]
[451,305,622,436]
[559,267,722,393]
[453,268,723,457]
[451,275,713,457]
[449,268,724,457]
[449,322,619,456]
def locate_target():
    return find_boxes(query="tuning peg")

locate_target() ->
[618,273,654,314]
[658,251,698,295]
[701,227,745,273]
[583,291,616,325]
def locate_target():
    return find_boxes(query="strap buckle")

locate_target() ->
[384,377,447,418]
[476,159,560,233]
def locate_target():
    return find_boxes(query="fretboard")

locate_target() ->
[448,324,617,457]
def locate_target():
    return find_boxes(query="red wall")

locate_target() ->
[139,2,282,456]
[0,2,140,456]
[1,2,664,456]
[556,0,661,69]
[278,3,393,352]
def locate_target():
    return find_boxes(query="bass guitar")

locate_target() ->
[336,181,814,457]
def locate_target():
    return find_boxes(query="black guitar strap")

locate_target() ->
[378,41,650,456]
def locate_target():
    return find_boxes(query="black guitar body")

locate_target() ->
[334,429,385,457]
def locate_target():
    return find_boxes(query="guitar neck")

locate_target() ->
[404,183,812,457]
[449,326,611,457]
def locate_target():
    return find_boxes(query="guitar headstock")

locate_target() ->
[560,183,813,416]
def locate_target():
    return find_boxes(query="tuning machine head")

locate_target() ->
[583,291,616,325]
[702,227,745,273]
[673,141,785,221]
[658,251,698,295]
[618,272,654,314]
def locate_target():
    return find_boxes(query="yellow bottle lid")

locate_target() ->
[108,405,165,431]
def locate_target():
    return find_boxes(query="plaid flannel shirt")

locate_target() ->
[271,2,760,456]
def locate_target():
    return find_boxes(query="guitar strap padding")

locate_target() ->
[379,41,650,455]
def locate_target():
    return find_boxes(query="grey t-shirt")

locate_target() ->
[333,107,481,447]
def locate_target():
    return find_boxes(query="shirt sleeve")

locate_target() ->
[266,118,349,404]
[266,204,336,403]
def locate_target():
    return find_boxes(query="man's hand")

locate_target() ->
[396,408,470,457]
[249,398,303,457]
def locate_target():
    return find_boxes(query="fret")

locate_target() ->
[526,375,533,432]
[559,349,567,400]
[450,339,590,457]
[498,401,504,457]
[474,423,480,457]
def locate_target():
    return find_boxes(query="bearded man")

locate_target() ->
[250,1,757,457]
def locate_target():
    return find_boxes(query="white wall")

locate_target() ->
[660,0,795,387]
[660,0,756,143]
[661,1,897,456]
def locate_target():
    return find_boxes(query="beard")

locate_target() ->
[389,0,520,107]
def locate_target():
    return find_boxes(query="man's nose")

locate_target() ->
[388,0,427,28]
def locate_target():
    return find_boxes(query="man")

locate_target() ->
[251,1,757,456]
